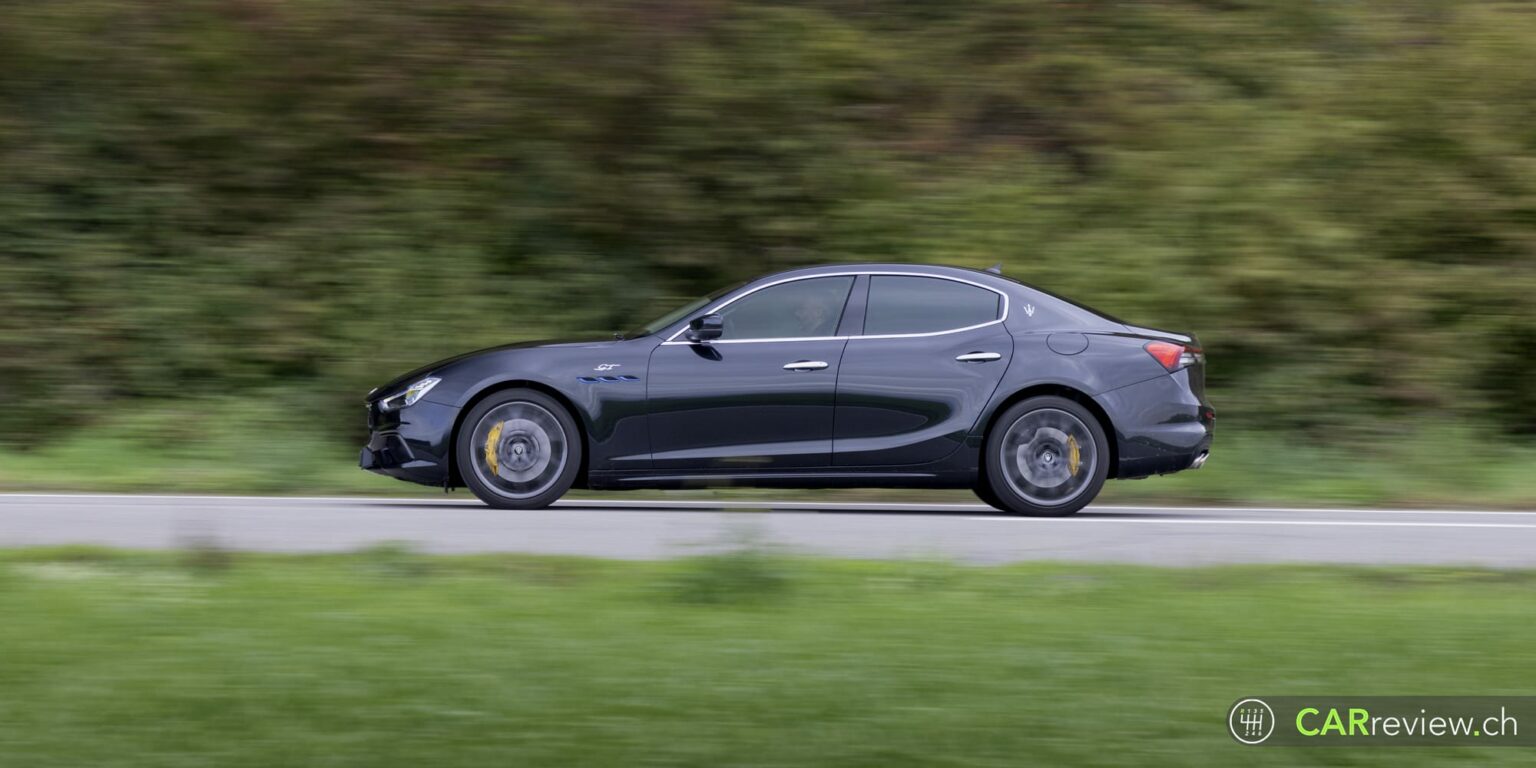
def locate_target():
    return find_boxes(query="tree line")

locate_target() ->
[2,0,1532,444]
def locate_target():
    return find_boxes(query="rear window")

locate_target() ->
[864,276,1001,335]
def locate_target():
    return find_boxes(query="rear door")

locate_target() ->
[832,274,1012,466]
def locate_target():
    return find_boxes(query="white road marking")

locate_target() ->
[965,517,1536,529]
[1091,504,1536,517]
[1,493,1533,532]
[0,492,1531,517]
[0,492,455,503]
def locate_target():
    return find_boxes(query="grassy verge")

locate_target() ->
[1,395,1533,507]
[1098,426,1536,509]
[1,547,1534,766]
[0,395,407,496]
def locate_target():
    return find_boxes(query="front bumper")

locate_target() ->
[359,399,459,486]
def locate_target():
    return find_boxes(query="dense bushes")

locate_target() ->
[2,0,1533,445]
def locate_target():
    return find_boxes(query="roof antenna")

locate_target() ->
[985,262,1003,275]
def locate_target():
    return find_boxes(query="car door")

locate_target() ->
[646,275,856,470]
[833,274,1013,466]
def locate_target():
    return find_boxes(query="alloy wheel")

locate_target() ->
[998,407,1098,507]
[468,401,568,499]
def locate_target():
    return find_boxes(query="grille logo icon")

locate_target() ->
[1229,698,1276,745]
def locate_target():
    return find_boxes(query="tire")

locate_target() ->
[984,395,1109,517]
[456,388,582,510]
[973,480,1006,511]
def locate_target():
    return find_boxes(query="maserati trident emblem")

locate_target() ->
[1023,303,1036,317]
[594,363,621,371]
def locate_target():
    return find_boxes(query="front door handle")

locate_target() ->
[955,352,1002,363]
[783,360,829,371]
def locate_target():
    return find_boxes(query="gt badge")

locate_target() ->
[594,363,621,371]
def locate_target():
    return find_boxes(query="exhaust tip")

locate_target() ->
[1190,451,1209,470]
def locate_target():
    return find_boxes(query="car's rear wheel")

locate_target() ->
[457,388,581,510]
[984,396,1108,517]
[973,479,1006,511]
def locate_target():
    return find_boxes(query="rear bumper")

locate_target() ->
[359,400,458,486]
[1093,369,1214,479]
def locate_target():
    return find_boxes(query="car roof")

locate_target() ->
[755,262,1008,285]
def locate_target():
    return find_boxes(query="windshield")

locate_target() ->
[624,280,744,338]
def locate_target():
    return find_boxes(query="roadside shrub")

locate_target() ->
[354,542,434,580]
[661,526,794,605]
[177,535,234,575]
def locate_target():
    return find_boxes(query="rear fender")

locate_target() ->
[972,333,1168,437]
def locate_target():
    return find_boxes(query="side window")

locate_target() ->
[864,276,1000,336]
[716,276,855,340]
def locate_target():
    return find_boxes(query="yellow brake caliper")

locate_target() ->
[484,422,503,476]
[1067,435,1081,476]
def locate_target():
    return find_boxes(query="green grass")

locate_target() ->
[0,395,430,497]
[1,395,1533,507]
[1,548,1535,766]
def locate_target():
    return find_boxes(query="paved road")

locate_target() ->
[3,493,1536,566]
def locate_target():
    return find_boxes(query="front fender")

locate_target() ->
[424,339,658,471]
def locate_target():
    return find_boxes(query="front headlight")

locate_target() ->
[378,377,441,412]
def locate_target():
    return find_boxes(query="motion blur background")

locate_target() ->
[2,0,1533,503]
[4,5,1536,767]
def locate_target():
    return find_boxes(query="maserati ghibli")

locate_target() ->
[360,264,1213,516]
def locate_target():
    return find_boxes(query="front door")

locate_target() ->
[646,275,856,470]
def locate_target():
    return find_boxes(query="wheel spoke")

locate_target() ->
[469,401,567,499]
[999,407,1097,507]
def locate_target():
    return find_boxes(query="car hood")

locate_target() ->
[367,336,619,401]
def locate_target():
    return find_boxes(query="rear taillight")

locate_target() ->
[1145,341,1202,372]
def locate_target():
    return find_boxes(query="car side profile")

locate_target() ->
[360,264,1213,516]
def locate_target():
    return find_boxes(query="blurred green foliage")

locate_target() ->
[2,0,1533,451]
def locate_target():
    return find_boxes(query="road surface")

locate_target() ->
[2,493,1535,566]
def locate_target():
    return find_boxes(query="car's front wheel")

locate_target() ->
[457,388,581,510]
[984,396,1109,517]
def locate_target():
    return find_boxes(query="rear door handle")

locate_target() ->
[783,360,829,371]
[955,352,1002,363]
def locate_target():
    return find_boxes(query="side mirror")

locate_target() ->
[686,313,724,343]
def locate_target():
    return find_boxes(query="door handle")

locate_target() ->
[955,352,1002,363]
[783,360,829,371]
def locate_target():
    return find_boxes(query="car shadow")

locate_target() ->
[361,500,1204,519]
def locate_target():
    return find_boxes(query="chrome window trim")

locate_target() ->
[660,270,1009,345]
